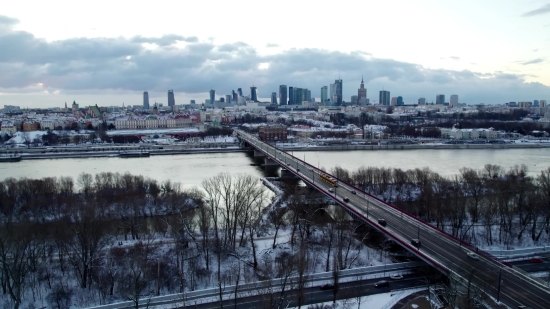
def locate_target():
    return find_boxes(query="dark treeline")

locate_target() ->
[0,172,201,308]
[329,164,550,247]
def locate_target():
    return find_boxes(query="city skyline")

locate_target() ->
[1,1,550,107]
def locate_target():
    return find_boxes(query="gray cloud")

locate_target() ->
[266,43,279,48]
[0,15,18,26]
[450,56,460,60]
[522,3,550,17]
[0,14,549,105]
[131,34,198,46]
[521,58,544,65]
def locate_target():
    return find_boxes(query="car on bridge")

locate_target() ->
[374,280,389,288]
[329,188,334,192]
[378,219,387,227]
[411,239,421,248]
[351,190,356,194]
[467,252,480,261]
[319,284,335,290]
[343,197,349,202]
[390,274,403,280]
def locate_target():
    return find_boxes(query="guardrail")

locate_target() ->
[486,246,550,258]
[86,262,423,309]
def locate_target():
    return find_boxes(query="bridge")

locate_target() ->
[237,129,550,309]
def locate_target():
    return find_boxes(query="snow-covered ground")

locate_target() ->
[289,287,427,309]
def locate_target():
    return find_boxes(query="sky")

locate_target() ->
[0,0,549,108]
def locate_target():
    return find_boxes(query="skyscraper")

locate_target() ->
[168,90,175,107]
[379,90,390,105]
[237,88,243,97]
[226,95,231,104]
[209,89,216,105]
[279,85,287,105]
[303,89,311,102]
[143,91,150,109]
[418,97,426,105]
[436,94,445,105]
[450,94,458,105]
[321,86,328,104]
[358,76,367,104]
[271,92,277,104]
[289,87,294,105]
[329,79,343,105]
[294,88,303,105]
[397,96,403,105]
[391,97,397,106]
[250,86,258,102]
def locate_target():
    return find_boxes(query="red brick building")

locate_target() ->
[258,125,287,142]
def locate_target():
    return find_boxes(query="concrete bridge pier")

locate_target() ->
[280,168,299,178]
[253,150,265,158]
[264,158,279,167]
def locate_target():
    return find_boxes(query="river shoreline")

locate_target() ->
[1,142,550,161]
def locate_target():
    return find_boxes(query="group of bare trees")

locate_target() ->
[329,164,550,247]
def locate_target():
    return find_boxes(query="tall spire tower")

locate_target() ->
[357,75,367,104]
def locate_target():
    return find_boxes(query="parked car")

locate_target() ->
[320,284,334,290]
[390,274,403,280]
[467,252,480,261]
[374,280,389,288]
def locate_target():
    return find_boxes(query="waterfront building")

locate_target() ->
[279,85,287,105]
[143,91,150,109]
[379,90,390,105]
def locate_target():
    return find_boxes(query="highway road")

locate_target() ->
[512,259,550,274]
[238,130,550,309]
[189,275,426,309]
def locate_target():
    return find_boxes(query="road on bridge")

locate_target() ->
[238,130,550,309]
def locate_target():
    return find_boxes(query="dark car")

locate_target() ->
[411,238,421,248]
[351,190,356,194]
[378,219,387,227]
[374,280,389,288]
[343,197,349,202]
[320,284,334,290]
[530,258,543,263]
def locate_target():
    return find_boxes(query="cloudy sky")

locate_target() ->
[1,0,549,107]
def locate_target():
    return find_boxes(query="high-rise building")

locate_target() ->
[220,97,225,103]
[436,94,445,105]
[358,76,367,104]
[190,100,196,104]
[329,79,343,105]
[450,94,458,105]
[279,85,287,105]
[302,89,311,102]
[232,90,237,102]
[397,96,403,105]
[391,97,397,106]
[271,92,277,104]
[351,95,358,104]
[379,90,390,105]
[533,100,540,106]
[321,86,328,104]
[209,90,216,105]
[168,90,175,107]
[418,97,426,105]
[143,91,150,109]
[250,86,258,102]
[225,95,231,104]
[294,88,303,105]
[289,87,295,105]
[237,88,243,97]
[540,100,547,107]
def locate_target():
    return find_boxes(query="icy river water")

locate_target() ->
[1,148,549,189]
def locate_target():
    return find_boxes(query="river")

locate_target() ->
[1,148,549,189]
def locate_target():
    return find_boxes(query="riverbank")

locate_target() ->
[276,142,550,151]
